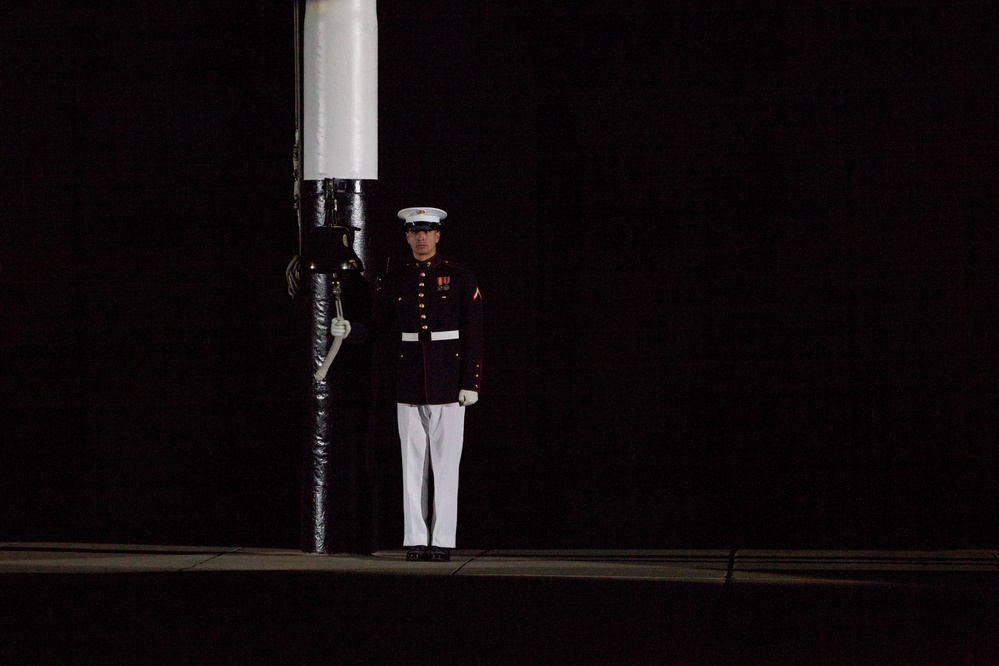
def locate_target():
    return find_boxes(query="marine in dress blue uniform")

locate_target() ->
[388,207,483,562]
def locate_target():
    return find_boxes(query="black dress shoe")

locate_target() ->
[429,547,450,562]
[406,546,428,561]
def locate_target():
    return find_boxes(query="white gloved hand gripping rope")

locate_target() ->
[314,284,349,382]
[329,318,351,338]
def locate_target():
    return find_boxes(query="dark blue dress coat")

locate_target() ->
[386,254,483,405]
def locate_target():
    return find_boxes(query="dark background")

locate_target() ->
[1,1,997,550]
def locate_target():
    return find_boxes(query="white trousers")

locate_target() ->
[398,402,465,548]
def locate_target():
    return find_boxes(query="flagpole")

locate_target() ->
[298,0,378,554]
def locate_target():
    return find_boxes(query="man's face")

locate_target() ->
[406,228,440,261]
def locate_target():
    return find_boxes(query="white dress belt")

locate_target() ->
[402,330,460,342]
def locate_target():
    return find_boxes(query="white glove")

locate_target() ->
[458,390,478,406]
[330,318,351,338]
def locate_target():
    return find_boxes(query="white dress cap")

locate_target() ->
[398,207,448,227]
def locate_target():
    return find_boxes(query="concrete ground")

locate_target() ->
[3,543,998,664]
